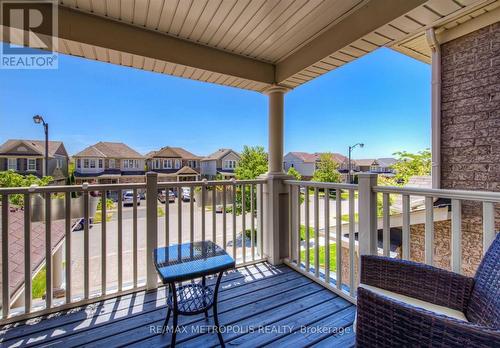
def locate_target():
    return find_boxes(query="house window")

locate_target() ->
[109,159,115,168]
[27,158,36,171]
[224,160,237,169]
[98,159,103,168]
[175,159,181,169]
[124,159,138,169]
[7,158,17,170]
[188,160,196,168]
[90,159,96,168]
[164,159,172,169]
[77,159,81,168]
[56,158,64,169]
[154,159,160,169]
[84,159,89,168]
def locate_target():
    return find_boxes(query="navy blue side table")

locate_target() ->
[154,241,235,347]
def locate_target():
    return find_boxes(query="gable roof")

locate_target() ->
[202,149,240,161]
[74,142,143,158]
[287,152,346,164]
[148,146,200,160]
[0,139,67,158]
[354,159,377,166]
[377,158,398,167]
[176,166,199,175]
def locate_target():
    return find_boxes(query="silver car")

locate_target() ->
[123,190,140,206]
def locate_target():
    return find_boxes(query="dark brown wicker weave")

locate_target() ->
[356,233,500,347]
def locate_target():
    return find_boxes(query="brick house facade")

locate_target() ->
[411,23,500,276]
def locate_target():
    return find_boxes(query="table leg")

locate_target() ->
[202,276,209,320]
[213,272,225,348]
[170,282,179,347]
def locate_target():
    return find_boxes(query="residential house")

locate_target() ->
[146,146,201,182]
[283,152,346,180]
[0,139,69,183]
[73,142,145,184]
[340,157,397,175]
[200,149,241,179]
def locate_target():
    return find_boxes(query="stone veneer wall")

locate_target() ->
[439,22,500,276]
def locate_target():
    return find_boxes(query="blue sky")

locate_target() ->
[0,47,430,159]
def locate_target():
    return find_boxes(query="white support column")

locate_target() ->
[146,172,158,291]
[261,85,291,265]
[358,173,378,256]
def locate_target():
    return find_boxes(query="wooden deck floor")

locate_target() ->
[0,263,356,347]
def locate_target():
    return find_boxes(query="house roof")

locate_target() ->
[288,152,346,164]
[74,142,143,159]
[354,159,377,166]
[147,146,200,160]
[202,149,240,161]
[377,158,398,167]
[0,139,67,158]
[176,166,199,175]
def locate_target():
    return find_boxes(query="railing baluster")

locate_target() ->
[132,189,138,288]
[259,183,264,259]
[24,193,31,313]
[451,199,462,273]
[305,187,310,272]
[288,184,292,263]
[232,183,237,260]
[383,193,390,257]
[425,196,434,265]
[241,184,246,263]
[65,192,71,303]
[190,186,194,243]
[178,187,182,245]
[482,202,495,255]
[313,188,319,277]
[83,189,89,299]
[296,186,301,266]
[402,194,410,260]
[201,185,206,242]
[101,191,107,295]
[251,184,255,261]
[2,194,9,318]
[45,192,52,309]
[222,185,227,248]
[212,185,216,243]
[117,189,123,292]
[324,188,330,284]
[165,187,169,246]
[336,189,342,290]
[348,189,355,297]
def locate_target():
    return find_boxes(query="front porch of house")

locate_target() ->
[1,0,499,346]
[0,262,355,347]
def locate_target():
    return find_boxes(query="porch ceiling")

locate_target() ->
[1,0,496,92]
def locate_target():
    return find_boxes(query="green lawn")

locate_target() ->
[32,266,46,299]
[341,213,359,222]
[300,243,337,271]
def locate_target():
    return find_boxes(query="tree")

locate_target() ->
[235,145,268,180]
[312,153,341,183]
[0,170,53,206]
[287,167,302,180]
[392,149,431,185]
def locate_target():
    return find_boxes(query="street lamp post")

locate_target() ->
[348,143,364,184]
[33,115,49,177]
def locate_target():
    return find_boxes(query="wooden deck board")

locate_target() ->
[0,263,356,347]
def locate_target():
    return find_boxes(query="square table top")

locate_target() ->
[154,241,235,283]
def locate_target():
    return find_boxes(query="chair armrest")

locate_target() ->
[360,255,474,311]
[356,287,500,347]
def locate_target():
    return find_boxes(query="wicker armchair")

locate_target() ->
[356,233,500,347]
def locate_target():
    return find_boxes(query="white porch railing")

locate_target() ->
[284,174,500,304]
[0,176,266,324]
[283,180,360,303]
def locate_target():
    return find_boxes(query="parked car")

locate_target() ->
[181,187,193,202]
[138,190,146,200]
[72,218,93,231]
[158,190,175,203]
[123,190,141,206]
